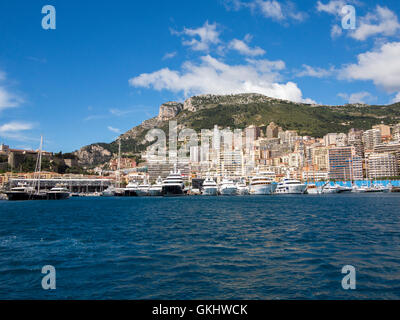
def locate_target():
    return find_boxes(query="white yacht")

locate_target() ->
[202,175,218,196]
[249,172,277,195]
[161,164,185,196]
[219,177,238,196]
[102,185,116,197]
[125,180,139,196]
[275,178,307,194]
[321,183,339,194]
[136,178,151,196]
[236,178,250,196]
[47,185,70,200]
[336,185,353,193]
[149,176,163,196]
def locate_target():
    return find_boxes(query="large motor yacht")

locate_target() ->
[249,171,277,195]
[46,185,70,200]
[149,176,163,196]
[124,180,139,197]
[136,178,151,196]
[219,177,238,196]
[102,185,116,197]
[161,164,185,196]
[275,178,307,194]
[202,174,218,196]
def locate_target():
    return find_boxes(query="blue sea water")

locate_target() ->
[1,194,400,300]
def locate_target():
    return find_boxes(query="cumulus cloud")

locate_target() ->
[338,91,374,104]
[172,21,221,52]
[316,0,347,15]
[340,41,400,93]
[392,92,400,104]
[350,5,400,41]
[129,55,315,103]
[228,36,266,56]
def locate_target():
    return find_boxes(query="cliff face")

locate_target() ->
[158,102,183,121]
[74,144,112,166]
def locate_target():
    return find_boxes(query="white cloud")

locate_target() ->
[163,52,177,60]
[107,126,121,134]
[129,55,315,103]
[331,24,343,38]
[350,6,400,41]
[228,36,266,56]
[172,21,221,52]
[296,64,336,78]
[257,0,285,20]
[225,0,307,23]
[338,91,374,104]
[0,121,34,133]
[340,41,400,93]
[391,92,400,104]
[0,121,36,142]
[316,0,347,15]
[0,72,23,111]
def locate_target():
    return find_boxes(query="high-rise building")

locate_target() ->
[362,129,381,151]
[323,133,338,146]
[312,146,329,171]
[372,124,391,140]
[348,128,364,157]
[367,152,399,179]
[218,149,243,178]
[266,122,280,139]
[328,146,363,180]
[393,123,400,141]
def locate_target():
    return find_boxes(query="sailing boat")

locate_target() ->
[5,136,47,201]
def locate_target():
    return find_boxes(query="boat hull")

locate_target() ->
[46,192,70,200]
[250,184,276,195]
[162,185,184,197]
[5,192,47,201]
[136,189,149,197]
[148,188,162,196]
[237,188,250,196]
[276,184,307,194]
[220,187,237,196]
[202,187,218,196]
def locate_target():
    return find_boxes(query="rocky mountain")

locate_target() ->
[74,93,400,166]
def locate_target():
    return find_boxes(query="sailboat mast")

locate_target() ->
[117,138,121,188]
[37,136,43,193]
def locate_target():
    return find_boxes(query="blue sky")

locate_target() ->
[0,0,399,152]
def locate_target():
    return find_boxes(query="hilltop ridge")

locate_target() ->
[74,93,400,166]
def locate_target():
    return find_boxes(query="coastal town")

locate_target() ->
[1,119,400,197]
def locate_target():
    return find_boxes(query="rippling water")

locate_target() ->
[1,194,400,300]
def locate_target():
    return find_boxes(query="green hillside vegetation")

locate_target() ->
[81,96,400,162]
